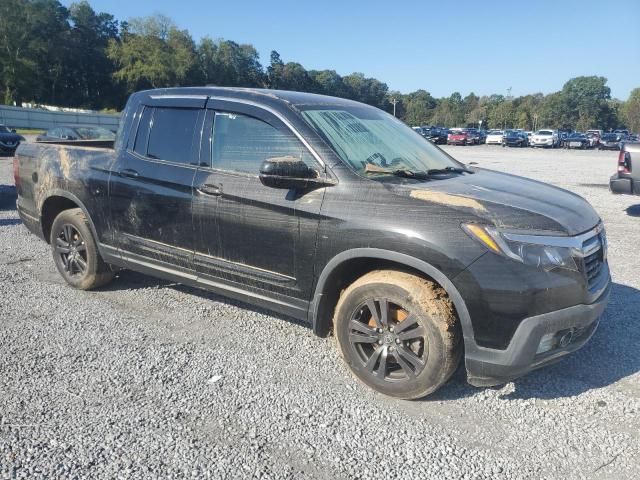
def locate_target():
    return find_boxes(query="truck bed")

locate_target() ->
[14,142,116,242]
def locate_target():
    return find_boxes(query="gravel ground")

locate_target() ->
[0,145,639,479]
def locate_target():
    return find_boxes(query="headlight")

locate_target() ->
[462,224,579,272]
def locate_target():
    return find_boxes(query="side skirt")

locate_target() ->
[100,244,311,324]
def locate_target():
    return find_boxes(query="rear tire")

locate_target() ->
[50,208,114,290]
[334,270,462,399]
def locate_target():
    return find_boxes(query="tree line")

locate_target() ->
[1,0,639,132]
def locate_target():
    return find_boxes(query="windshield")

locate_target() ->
[75,126,115,140]
[569,134,585,139]
[299,105,461,176]
[602,134,618,140]
[536,130,553,135]
[0,126,10,133]
[488,130,503,135]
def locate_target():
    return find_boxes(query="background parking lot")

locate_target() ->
[0,145,639,479]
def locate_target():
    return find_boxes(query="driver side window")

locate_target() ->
[211,112,314,174]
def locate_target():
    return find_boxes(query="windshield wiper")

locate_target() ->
[426,166,475,175]
[363,164,474,179]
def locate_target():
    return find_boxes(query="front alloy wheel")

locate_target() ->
[334,270,461,399]
[348,299,427,381]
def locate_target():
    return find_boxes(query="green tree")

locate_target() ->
[342,72,389,109]
[403,90,436,125]
[197,38,263,88]
[488,100,515,129]
[63,1,121,108]
[107,15,198,92]
[0,0,69,104]
[308,69,347,97]
[558,76,612,130]
[268,54,313,91]
[266,50,284,88]
[621,88,640,132]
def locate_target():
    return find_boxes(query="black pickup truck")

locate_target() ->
[14,87,611,399]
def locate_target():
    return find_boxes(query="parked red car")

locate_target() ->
[447,129,471,145]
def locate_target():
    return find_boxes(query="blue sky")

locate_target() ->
[64,0,640,100]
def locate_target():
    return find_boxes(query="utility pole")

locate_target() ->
[390,97,398,117]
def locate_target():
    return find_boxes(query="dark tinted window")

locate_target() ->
[61,128,78,139]
[133,107,152,155]
[211,112,311,174]
[147,107,199,163]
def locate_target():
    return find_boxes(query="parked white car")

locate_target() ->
[530,129,558,148]
[486,130,504,145]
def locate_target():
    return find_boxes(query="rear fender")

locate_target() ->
[40,189,101,249]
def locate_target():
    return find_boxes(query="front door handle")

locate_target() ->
[118,168,139,178]
[197,183,223,196]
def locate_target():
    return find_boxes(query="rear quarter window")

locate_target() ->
[133,107,152,155]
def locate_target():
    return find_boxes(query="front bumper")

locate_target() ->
[465,282,610,387]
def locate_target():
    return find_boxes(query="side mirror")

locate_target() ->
[259,156,324,189]
[11,129,16,133]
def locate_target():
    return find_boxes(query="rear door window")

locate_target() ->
[145,107,199,163]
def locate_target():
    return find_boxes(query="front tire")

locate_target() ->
[50,208,114,290]
[334,271,462,399]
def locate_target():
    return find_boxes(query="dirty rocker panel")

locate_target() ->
[99,243,310,321]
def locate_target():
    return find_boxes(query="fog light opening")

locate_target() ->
[558,329,575,348]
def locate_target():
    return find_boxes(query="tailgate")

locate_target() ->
[14,144,40,218]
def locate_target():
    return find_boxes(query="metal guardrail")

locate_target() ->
[0,105,120,130]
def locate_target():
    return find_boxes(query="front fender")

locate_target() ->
[309,248,476,348]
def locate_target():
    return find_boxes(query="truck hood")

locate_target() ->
[389,168,600,236]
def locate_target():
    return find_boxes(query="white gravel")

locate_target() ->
[0,145,639,479]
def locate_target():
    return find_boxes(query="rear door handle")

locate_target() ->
[197,183,222,196]
[118,168,139,178]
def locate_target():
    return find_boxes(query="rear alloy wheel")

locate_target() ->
[56,223,88,277]
[334,271,461,399]
[51,208,114,290]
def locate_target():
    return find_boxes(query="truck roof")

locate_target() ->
[133,86,365,110]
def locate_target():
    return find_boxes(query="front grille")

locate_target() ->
[580,232,605,288]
